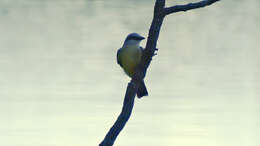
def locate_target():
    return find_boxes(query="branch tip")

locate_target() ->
[164,0,220,15]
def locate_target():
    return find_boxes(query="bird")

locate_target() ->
[117,33,148,98]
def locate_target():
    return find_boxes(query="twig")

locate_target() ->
[164,0,220,15]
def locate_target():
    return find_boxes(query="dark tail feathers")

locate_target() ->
[137,80,148,98]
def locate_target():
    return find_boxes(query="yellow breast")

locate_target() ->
[120,46,142,77]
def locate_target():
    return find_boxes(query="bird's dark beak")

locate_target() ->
[139,36,145,40]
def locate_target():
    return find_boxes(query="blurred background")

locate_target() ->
[0,0,259,146]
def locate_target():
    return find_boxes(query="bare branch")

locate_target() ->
[99,82,137,146]
[99,0,221,145]
[164,0,220,16]
[99,1,166,145]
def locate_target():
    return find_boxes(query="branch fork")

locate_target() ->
[99,0,220,145]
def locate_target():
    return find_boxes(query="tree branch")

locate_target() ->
[99,82,137,146]
[99,1,166,146]
[99,2,165,146]
[164,0,220,16]
[99,0,220,146]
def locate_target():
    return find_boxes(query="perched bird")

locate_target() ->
[117,33,148,98]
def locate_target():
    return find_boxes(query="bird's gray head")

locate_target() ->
[123,33,145,47]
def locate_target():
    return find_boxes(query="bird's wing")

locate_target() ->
[117,48,123,67]
[140,46,145,57]
[140,46,144,52]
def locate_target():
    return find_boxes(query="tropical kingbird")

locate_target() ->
[117,33,148,98]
